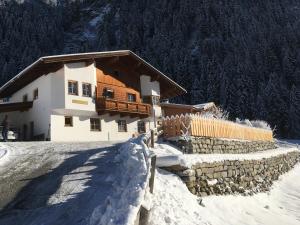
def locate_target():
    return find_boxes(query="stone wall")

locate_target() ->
[173,136,276,154]
[163,151,300,197]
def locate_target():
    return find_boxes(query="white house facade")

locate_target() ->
[0,51,186,142]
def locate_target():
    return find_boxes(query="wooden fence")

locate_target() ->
[162,114,273,141]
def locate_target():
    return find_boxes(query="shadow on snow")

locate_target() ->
[0,144,121,225]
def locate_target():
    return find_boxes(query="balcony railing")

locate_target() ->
[96,97,151,118]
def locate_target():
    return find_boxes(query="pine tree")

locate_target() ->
[288,85,300,138]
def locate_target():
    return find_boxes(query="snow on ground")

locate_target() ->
[83,4,111,39]
[0,143,7,161]
[154,141,299,168]
[149,164,300,225]
[149,140,300,225]
[0,138,150,225]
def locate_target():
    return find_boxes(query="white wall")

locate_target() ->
[1,74,54,139]
[64,62,97,113]
[50,113,148,142]
[51,67,65,109]
[140,75,162,121]
[140,75,160,96]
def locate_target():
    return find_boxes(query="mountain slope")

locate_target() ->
[1,0,300,138]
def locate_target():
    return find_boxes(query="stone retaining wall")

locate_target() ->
[173,136,276,154]
[163,151,300,197]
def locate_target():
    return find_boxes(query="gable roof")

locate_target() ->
[0,50,187,98]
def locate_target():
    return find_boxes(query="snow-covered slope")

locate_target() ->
[150,164,300,225]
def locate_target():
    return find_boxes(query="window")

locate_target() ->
[90,118,101,131]
[142,96,151,104]
[33,89,38,100]
[3,97,9,103]
[127,93,136,102]
[138,121,146,134]
[103,88,114,99]
[23,94,28,102]
[65,116,73,127]
[82,83,92,97]
[117,120,127,132]
[68,80,78,95]
[152,96,160,105]
[141,96,160,105]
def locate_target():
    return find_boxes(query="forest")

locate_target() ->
[0,0,300,138]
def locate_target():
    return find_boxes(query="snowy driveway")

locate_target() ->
[0,141,121,225]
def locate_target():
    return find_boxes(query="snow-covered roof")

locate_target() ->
[193,102,216,110]
[160,102,216,111]
[0,50,187,98]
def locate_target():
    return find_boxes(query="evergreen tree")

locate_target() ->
[0,0,300,137]
[288,85,300,137]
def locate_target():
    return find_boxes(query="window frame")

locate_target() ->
[152,96,160,105]
[33,88,38,100]
[82,83,92,97]
[90,118,101,131]
[117,120,127,132]
[68,80,78,96]
[137,121,146,134]
[64,116,73,127]
[127,93,136,102]
[103,88,114,99]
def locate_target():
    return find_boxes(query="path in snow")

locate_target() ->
[0,141,121,225]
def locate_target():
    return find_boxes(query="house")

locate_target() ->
[0,51,186,141]
[161,102,217,117]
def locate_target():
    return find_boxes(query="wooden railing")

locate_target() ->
[96,97,151,116]
[162,114,273,141]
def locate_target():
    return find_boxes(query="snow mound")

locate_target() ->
[90,136,152,225]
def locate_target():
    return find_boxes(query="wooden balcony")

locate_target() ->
[96,97,151,118]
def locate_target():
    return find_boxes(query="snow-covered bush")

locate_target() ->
[250,120,272,130]
[236,118,272,130]
[201,107,229,120]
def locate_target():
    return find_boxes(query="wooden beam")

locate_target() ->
[0,101,33,113]
[109,111,119,117]
[85,59,95,66]
[150,74,160,82]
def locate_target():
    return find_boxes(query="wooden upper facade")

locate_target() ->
[95,58,151,118]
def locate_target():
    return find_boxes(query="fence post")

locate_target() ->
[149,155,156,193]
[150,130,155,148]
[138,155,157,225]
